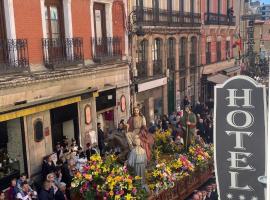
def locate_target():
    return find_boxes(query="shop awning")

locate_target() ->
[207,74,229,84]
[0,87,98,122]
[223,66,241,74]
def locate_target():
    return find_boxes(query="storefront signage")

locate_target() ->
[214,76,267,200]
[136,77,167,92]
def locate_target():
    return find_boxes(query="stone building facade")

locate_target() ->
[0,0,129,181]
[128,0,201,122]
[200,0,241,103]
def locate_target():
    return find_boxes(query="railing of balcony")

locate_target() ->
[204,13,236,26]
[206,52,211,64]
[190,53,197,67]
[153,59,163,76]
[92,37,122,63]
[42,37,84,68]
[0,39,29,73]
[136,61,147,79]
[167,57,175,71]
[135,7,201,27]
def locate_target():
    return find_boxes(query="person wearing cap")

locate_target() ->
[181,105,197,150]
[55,182,68,200]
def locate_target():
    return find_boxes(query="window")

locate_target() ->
[167,38,175,70]
[45,0,64,39]
[152,0,159,22]
[190,37,197,66]
[218,0,221,14]
[226,41,230,58]
[217,41,221,62]
[153,38,162,61]
[180,37,187,68]
[190,0,194,13]
[180,77,186,92]
[138,40,148,62]
[206,42,211,64]
[34,119,44,142]
[180,0,184,12]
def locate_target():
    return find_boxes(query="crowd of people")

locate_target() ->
[1,96,216,200]
[189,181,218,200]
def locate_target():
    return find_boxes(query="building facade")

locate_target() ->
[0,0,129,185]
[128,0,201,122]
[200,0,241,103]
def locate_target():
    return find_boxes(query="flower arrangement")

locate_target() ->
[147,162,176,194]
[188,144,210,167]
[154,130,181,154]
[71,154,147,199]
[170,155,194,176]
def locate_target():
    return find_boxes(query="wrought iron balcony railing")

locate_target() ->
[206,52,211,64]
[92,37,122,63]
[204,13,236,26]
[190,53,197,67]
[167,57,175,70]
[42,37,84,69]
[153,59,163,76]
[136,61,147,79]
[135,7,201,27]
[0,39,29,73]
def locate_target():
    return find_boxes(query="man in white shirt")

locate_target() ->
[16,182,32,200]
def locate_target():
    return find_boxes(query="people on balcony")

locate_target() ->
[227,7,234,24]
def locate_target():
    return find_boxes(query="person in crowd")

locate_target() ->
[38,181,54,200]
[161,115,169,131]
[16,173,27,191]
[148,121,157,134]
[191,193,200,200]
[70,139,78,152]
[211,183,218,200]
[7,178,19,200]
[55,143,63,160]
[55,182,68,200]
[197,118,206,141]
[62,136,69,149]
[42,155,56,181]
[196,191,203,200]
[54,167,63,186]
[201,190,208,200]
[193,101,203,116]
[183,96,190,108]
[61,159,73,189]
[169,112,177,125]
[205,122,213,144]
[77,147,85,159]
[97,122,105,156]
[0,191,5,200]
[206,185,213,200]
[16,181,34,200]
[47,173,58,194]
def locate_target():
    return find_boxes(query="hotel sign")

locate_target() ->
[214,76,267,200]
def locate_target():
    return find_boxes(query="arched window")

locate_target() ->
[137,39,148,78]
[34,119,44,142]
[190,37,197,66]
[179,37,187,68]
[153,38,162,75]
[167,38,175,70]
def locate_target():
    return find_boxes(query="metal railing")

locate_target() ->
[92,37,122,63]
[206,52,211,64]
[204,13,236,26]
[0,39,29,73]
[42,37,84,68]
[190,53,197,66]
[135,7,201,27]
[136,61,147,79]
[153,59,163,76]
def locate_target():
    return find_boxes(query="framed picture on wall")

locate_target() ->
[34,118,44,142]
[85,104,92,125]
[120,95,126,112]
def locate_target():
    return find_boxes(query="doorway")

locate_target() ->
[50,103,80,149]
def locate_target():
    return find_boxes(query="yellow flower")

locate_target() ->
[115,195,121,200]
[135,176,141,180]
[84,174,92,181]
[125,193,132,200]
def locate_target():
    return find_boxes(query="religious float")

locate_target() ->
[71,128,214,200]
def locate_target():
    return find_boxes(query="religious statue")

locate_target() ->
[127,135,147,183]
[126,107,147,150]
[181,105,197,151]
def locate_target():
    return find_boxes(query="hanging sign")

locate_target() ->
[214,75,267,200]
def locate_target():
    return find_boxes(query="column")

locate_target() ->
[4,0,16,39]
[63,0,73,38]
[144,97,155,124]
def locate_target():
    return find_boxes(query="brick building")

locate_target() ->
[200,0,242,103]
[128,0,201,122]
[0,0,129,186]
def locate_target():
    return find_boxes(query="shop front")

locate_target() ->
[0,118,27,190]
[96,88,116,135]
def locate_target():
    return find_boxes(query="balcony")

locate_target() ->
[206,52,211,64]
[153,59,163,76]
[42,37,84,69]
[204,13,236,26]
[136,61,147,79]
[0,39,29,73]
[135,7,201,27]
[190,53,197,67]
[92,37,122,63]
